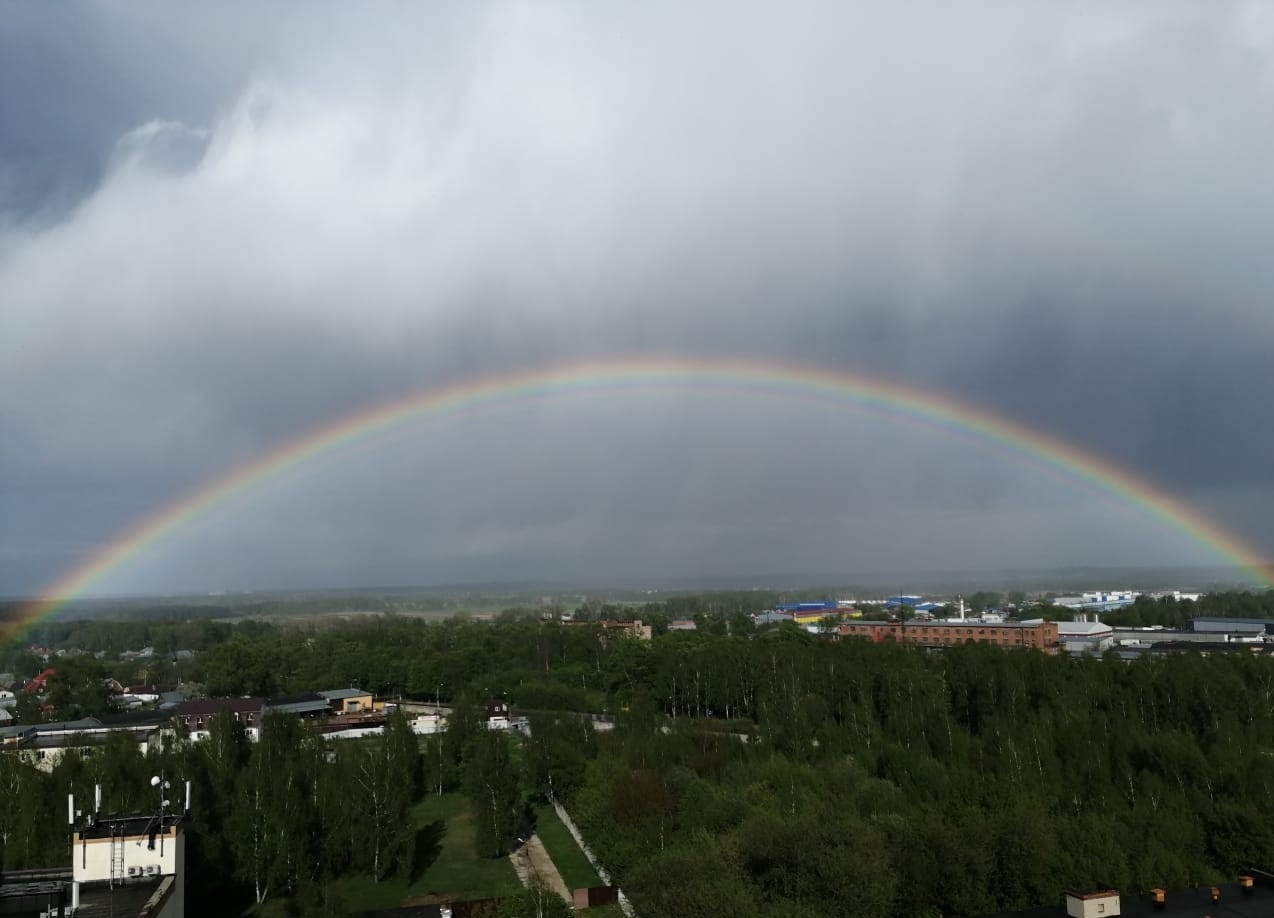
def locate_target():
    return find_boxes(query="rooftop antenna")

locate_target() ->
[150,774,171,857]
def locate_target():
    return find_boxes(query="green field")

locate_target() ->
[533,803,603,892]
[254,792,522,915]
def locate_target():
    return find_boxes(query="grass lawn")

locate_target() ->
[584,905,628,918]
[532,803,602,892]
[290,792,522,914]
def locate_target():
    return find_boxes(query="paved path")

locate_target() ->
[509,833,571,903]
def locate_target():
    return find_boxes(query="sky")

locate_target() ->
[3,2,1274,598]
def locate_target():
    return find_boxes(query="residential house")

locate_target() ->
[173,697,265,742]
[122,685,162,705]
[486,699,510,730]
[600,619,653,641]
[23,667,56,693]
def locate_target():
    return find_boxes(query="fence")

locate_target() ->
[550,797,636,917]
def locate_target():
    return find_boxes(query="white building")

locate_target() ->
[1058,619,1115,653]
[3,717,173,772]
[2,791,190,918]
[1054,591,1139,613]
[1065,889,1119,918]
[71,812,185,917]
[411,712,447,735]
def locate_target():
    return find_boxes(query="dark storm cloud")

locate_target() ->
[3,2,1273,596]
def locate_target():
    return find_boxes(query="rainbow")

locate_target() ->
[7,356,1271,644]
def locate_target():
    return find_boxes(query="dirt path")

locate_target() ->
[509,834,571,903]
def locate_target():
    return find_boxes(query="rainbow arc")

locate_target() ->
[8,357,1270,645]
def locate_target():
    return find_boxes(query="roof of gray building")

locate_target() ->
[266,693,331,715]
[319,688,369,700]
[1193,616,1274,633]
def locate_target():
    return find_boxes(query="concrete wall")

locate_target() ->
[551,799,636,918]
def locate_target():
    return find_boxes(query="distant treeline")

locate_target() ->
[1095,590,1274,628]
[3,595,1274,916]
[8,587,1274,658]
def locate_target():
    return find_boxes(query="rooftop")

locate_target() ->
[22,728,156,750]
[318,688,368,700]
[976,879,1274,918]
[173,697,264,717]
[0,878,70,918]
[77,814,182,842]
[0,874,167,918]
[843,620,1051,630]
[77,877,170,917]
[1058,621,1114,636]
[98,710,172,728]
[266,693,331,715]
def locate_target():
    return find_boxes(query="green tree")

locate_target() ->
[229,712,321,903]
[348,710,419,880]
[466,730,522,858]
[491,883,573,918]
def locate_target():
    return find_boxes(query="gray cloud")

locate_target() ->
[3,2,1273,596]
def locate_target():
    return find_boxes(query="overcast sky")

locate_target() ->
[3,2,1273,598]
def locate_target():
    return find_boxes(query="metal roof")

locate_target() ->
[318,688,368,700]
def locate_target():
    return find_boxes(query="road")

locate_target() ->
[509,833,571,903]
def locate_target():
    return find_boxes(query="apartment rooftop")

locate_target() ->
[0,872,168,918]
[77,813,182,842]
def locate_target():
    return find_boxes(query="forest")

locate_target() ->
[2,590,1274,916]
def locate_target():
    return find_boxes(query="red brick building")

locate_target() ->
[835,619,1060,653]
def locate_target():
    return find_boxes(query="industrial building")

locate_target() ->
[1057,618,1115,654]
[1052,591,1138,614]
[1192,616,1274,635]
[835,619,1060,652]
